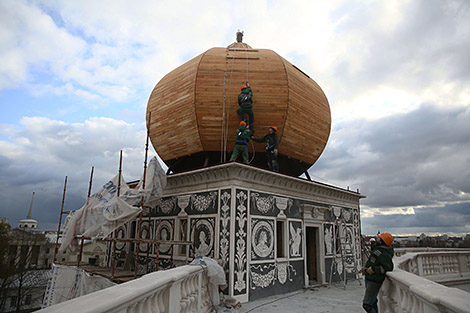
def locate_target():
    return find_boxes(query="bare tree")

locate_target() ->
[0,225,53,312]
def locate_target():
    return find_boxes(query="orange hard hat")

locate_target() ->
[241,85,247,90]
[270,126,278,132]
[378,232,394,246]
[240,121,247,126]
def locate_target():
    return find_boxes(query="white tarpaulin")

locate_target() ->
[42,264,116,308]
[60,156,167,251]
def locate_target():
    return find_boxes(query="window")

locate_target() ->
[9,245,17,266]
[276,220,286,258]
[31,245,40,266]
[10,296,17,308]
[25,294,32,305]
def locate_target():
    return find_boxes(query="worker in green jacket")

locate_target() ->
[362,232,394,313]
[230,121,253,164]
[237,82,254,131]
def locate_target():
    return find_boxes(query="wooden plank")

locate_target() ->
[147,46,331,166]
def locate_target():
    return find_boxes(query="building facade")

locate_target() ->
[111,162,364,302]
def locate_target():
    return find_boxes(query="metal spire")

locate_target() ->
[27,191,35,219]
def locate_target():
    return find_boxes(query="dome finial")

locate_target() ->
[236,30,244,43]
[27,191,35,219]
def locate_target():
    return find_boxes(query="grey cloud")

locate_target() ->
[0,117,153,229]
[312,104,470,209]
[331,0,470,95]
[362,202,470,235]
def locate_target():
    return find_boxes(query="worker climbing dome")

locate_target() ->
[147,33,331,176]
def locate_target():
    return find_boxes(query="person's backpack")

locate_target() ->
[240,93,252,106]
[265,136,274,151]
[236,130,249,145]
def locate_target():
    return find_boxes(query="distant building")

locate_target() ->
[18,192,38,230]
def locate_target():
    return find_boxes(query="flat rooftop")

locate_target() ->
[239,282,364,313]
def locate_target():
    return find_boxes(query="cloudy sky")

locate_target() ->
[1,0,469,236]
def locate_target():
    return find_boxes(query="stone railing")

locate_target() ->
[398,251,470,284]
[379,251,470,313]
[39,265,213,313]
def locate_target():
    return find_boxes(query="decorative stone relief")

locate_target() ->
[191,191,217,212]
[289,221,302,257]
[234,190,248,294]
[177,195,190,216]
[342,208,352,223]
[191,218,215,257]
[250,262,297,290]
[157,220,173,254]
[251,219,274,260]
[155,197,177,214]
[251,264,276,288]
[275,197,288,218]
[219,190,231,293]
[139,220,154,254]
[115,224,128,251]
[299,204,327,221]
[277,262,288,284]
[219,191,231,271]
[251,193,274,214]
[324,224,334,255]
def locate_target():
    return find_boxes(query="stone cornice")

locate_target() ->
[164,162,365,205]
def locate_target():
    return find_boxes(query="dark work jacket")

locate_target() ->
[365,244,394,282]
[235,125,253,146]
[252,133,279,152]
[238,87,253,108]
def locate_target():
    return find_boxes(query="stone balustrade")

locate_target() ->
[398,251,470,283]
[39,265,213,313]
[379,251,470,313]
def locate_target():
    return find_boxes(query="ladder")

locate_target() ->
[328,213,362,288]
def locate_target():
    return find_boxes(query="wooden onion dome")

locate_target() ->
[147,37,331,177]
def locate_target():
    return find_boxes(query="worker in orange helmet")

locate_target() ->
[237,82,254,131]
[252,126,279,172]
[362,232,394,313]
[230,121,253,164]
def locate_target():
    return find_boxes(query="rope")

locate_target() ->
[220,43,252,163]
[244,44,255,163]
[221,48,236,163]
[225,53,235,162]
[220,51,229,163]
[249,139,256,163]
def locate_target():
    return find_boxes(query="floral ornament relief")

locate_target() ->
[250,263,297,289]
[251,193,274,214]
[251,264,276,289]
[234,191,247,293]
[219,191,231,270]
[191,191,217,212]
[157,197,176,214]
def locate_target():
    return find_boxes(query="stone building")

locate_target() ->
[110,34,365,302]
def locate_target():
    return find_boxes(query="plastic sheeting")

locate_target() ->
[60,156,167,251]
[42,264,116,308]
[190,257,227,306]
